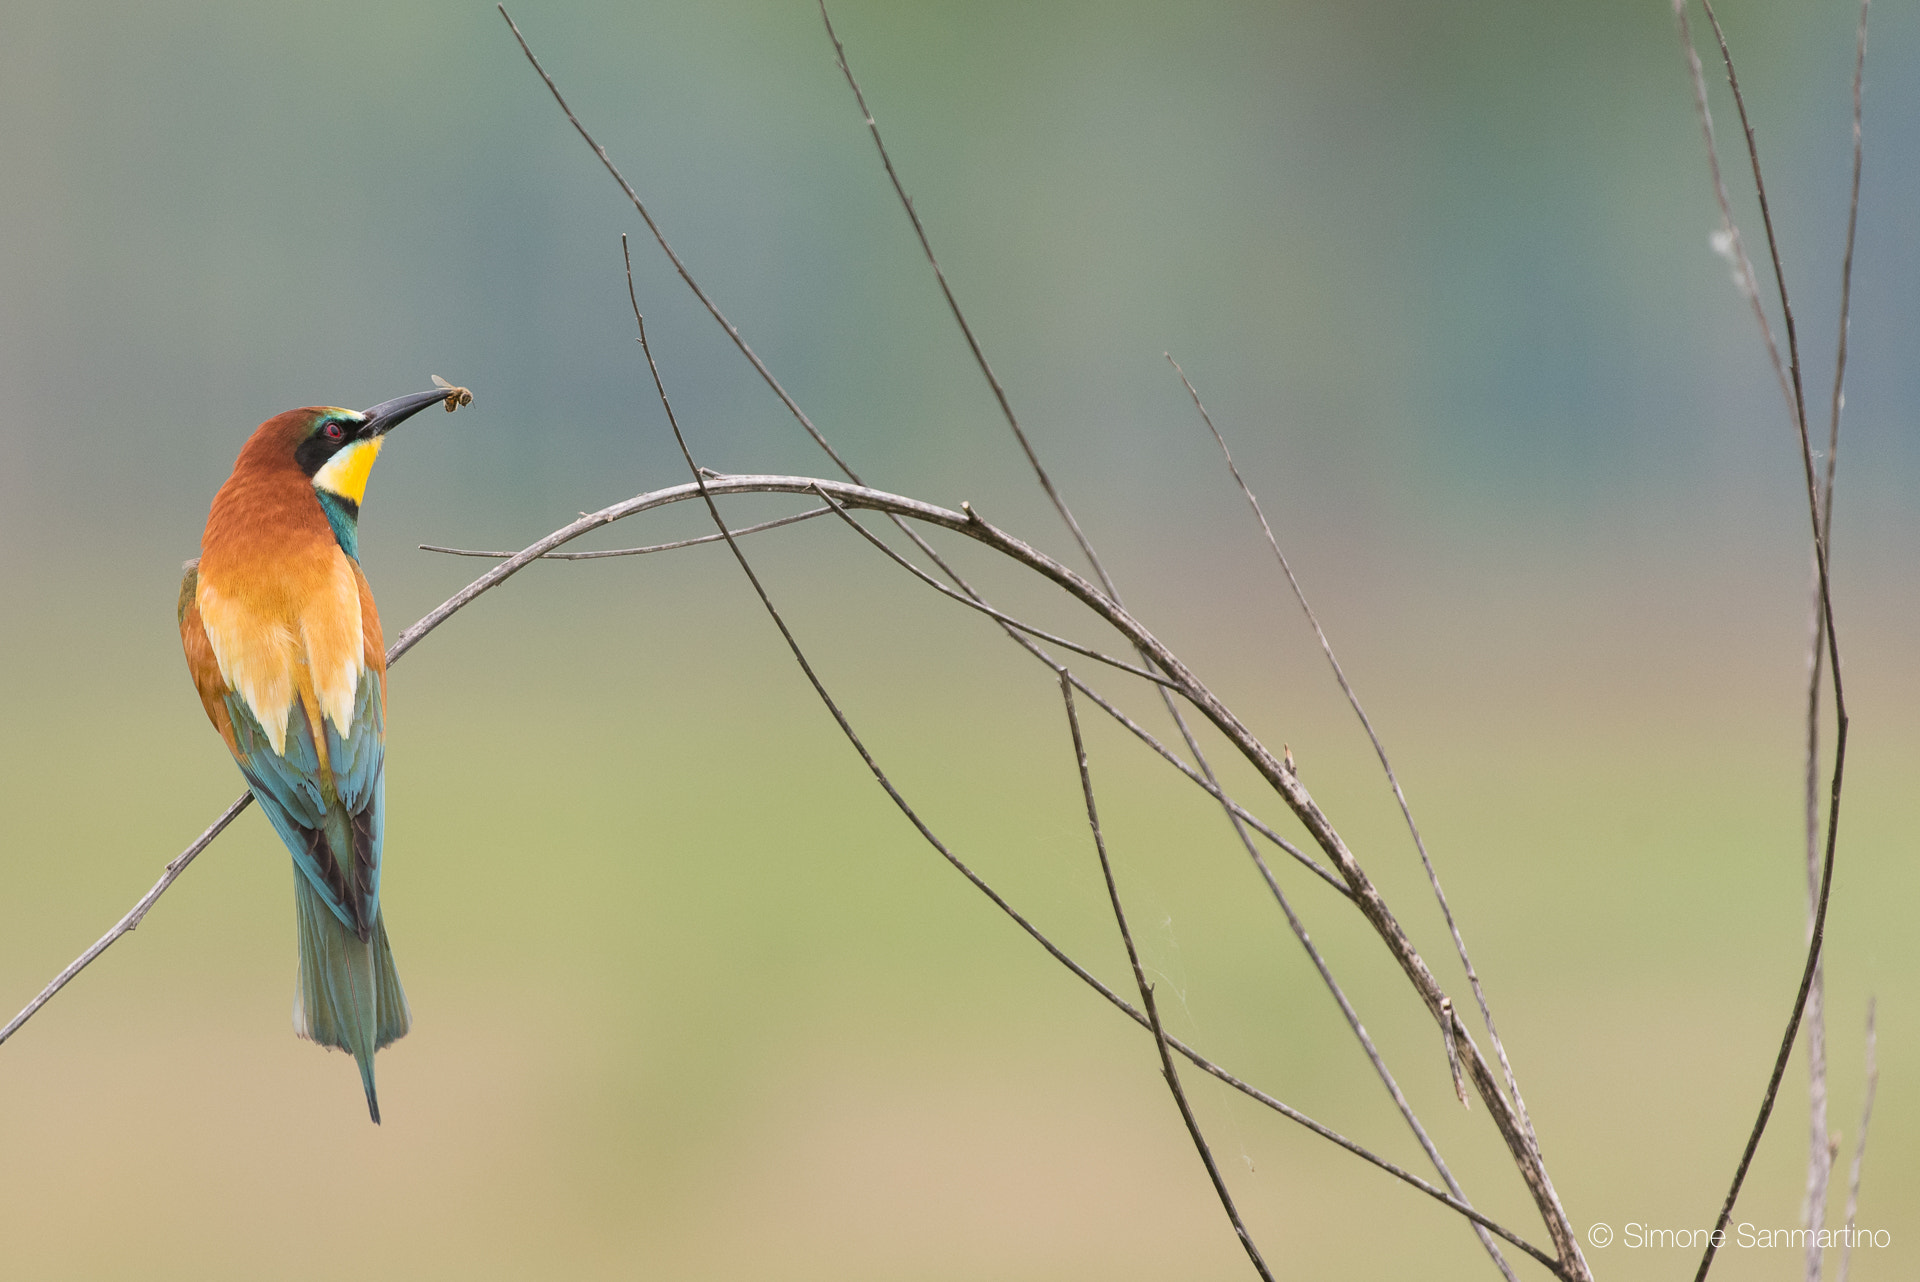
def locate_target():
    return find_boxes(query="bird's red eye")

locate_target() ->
[323,421,346,441]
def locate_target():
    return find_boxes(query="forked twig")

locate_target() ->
[499,0,1371,914]
[1061,678,1274,1280]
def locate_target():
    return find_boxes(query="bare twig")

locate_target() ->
[1061,678,1274,1281]
[1674,1,1795,419]
[1676,7,1854,1277]
[816,0,1118,597]
[1439,996,1469,1109]
[1836,999,1878,1282]
[0,795,252,1045]
[843,455,1576,1267]
[1055,581,1520,1280]
[1700,0,1807,435]
[1824,0,1869,537]
[418,506,831,559]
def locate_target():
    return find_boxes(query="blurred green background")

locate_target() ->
[2,1,1916,1277]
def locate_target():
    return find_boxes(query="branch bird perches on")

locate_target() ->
[1,469,1567,1274]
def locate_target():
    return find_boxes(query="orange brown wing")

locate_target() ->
[178,561,239,755]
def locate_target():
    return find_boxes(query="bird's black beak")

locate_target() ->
[359,388,457,438]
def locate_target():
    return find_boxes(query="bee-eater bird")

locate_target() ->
[178,388,457,1123]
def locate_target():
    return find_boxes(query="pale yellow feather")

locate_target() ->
[197,548,365,756]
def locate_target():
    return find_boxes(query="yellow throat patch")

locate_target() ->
[312,435,384,505]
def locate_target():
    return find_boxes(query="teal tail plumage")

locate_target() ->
[293,873,411,1123]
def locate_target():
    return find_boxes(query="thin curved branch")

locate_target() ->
[1062,679,1275,1281]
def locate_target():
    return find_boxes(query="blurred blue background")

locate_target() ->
[1,1,1916,1277]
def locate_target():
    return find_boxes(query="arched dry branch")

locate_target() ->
[3,465,1589,1278]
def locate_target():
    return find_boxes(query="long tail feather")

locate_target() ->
[293,874,410,1122]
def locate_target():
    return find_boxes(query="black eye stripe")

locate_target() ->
[295,417,355,476]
